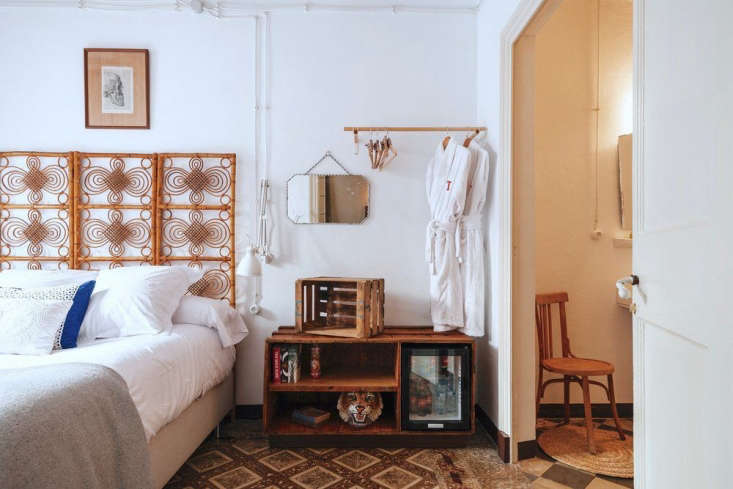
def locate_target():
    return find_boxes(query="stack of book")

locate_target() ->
[291,407,330,427]
[271,344,302,383]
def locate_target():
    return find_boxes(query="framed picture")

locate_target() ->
[84,48,149,129]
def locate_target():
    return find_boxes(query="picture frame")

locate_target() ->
[84,48,150,129]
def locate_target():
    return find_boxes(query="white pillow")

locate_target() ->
[79,266,199,341]
[0,282,95,350]
[0,298,74,354]
[172,296,249,348]
[0,269,99,288]
[90,265,201,294]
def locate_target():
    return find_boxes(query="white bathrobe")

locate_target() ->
[459,140,490,337]
[426,138,471,330]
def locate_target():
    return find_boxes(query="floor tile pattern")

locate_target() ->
[165,420,530,489]
[165,418,633,489]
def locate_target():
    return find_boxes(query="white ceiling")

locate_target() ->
[0,0,482,15]
[243,0,479,5]
[253,0,479,6]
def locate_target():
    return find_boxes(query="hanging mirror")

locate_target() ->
[617,134,632,233]
[287,152,369,224]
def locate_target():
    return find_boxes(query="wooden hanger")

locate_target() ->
[463,129,480,148]
[367,136,376,168]
[377,136,387,168]
[379,136,397,169]
[442,135,451,150]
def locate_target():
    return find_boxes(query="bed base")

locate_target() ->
[148,373,234,489]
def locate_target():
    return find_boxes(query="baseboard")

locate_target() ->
[538,403,633,419]
[475,405,510,463]
[517,440,537,460]
[244,404,511,459]
[236,404,263,419]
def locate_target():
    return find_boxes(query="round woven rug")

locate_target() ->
[537,423,633,478]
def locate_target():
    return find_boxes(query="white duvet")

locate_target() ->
[0,324,235,441]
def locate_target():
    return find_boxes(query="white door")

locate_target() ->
[633,1,732,487]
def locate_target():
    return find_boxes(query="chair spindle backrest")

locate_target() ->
[535,292,571,361]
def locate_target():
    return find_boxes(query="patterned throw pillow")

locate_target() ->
[0,280,96,350]
[0,298,74,355]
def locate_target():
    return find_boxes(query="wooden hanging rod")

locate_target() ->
[344,126,487,133]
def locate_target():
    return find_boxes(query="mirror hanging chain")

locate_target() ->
[304,150,352,175]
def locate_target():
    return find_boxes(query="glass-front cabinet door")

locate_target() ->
[401,344,471,431]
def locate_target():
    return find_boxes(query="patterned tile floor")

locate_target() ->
[165,418,633,489]
[518,418,634,489]
[165,419,531,489]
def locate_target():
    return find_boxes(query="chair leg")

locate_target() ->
[607,374,626,441]
[536,367,544,419]
[581,376,597,454]
[563,375,570,425]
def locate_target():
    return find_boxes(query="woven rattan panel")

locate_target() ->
[158,154,236,306]
[0,152,74,270]
[0,151,236,306]
[76,153,157,269]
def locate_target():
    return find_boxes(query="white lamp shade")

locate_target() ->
[237,246,262,277]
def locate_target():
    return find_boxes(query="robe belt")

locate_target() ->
[425,219,461,275]
[460,214,483,230]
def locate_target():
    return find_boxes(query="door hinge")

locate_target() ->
[630,303,637,314]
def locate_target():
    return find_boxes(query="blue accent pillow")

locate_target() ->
[59,280,96,349]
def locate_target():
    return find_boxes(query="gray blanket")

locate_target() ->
[0,363,152,489]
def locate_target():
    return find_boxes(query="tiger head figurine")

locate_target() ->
[337,391,383,428]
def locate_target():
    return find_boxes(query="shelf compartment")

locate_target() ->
[267,392,397,435]
[270,370,397,392]
[269,342,397,388]
[268,412,397,435]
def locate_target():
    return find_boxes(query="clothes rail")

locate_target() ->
[344,126,487,133]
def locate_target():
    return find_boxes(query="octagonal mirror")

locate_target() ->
[287,174,369,224]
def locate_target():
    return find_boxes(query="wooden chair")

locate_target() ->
[535,292,625,454]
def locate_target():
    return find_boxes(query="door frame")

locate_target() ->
[497,0,645,474]
[630,0,645,484]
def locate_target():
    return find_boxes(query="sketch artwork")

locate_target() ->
[101,66,134,114]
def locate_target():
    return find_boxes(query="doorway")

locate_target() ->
[510,0,634,484]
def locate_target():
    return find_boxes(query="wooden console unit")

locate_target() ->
[264,327,476,448]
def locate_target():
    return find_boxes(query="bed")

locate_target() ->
[0,151,242,488]
[0,323,237,488]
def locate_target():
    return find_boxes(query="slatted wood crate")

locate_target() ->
[295,277,385,338]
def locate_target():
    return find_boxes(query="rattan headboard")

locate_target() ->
[0,151,236,306]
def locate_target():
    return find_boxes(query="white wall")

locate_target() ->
[475,0,521,435]
[534,0,633,404]
[248,11,476,404]
[0,10,255,158]
[0,7,477,404]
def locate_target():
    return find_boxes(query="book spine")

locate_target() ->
[272,346,281,383]
[312,413,330,424]
[281,346,291,383]
[292,412,320,427]
[292,346,300,383]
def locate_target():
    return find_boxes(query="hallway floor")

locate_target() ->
[518,418,633,488]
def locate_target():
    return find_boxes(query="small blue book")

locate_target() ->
[292,407,330,427]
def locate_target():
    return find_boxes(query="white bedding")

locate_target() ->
[0,324,235,441]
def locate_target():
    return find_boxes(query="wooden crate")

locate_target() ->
[263,327,476,447]
[295,277,385,338]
